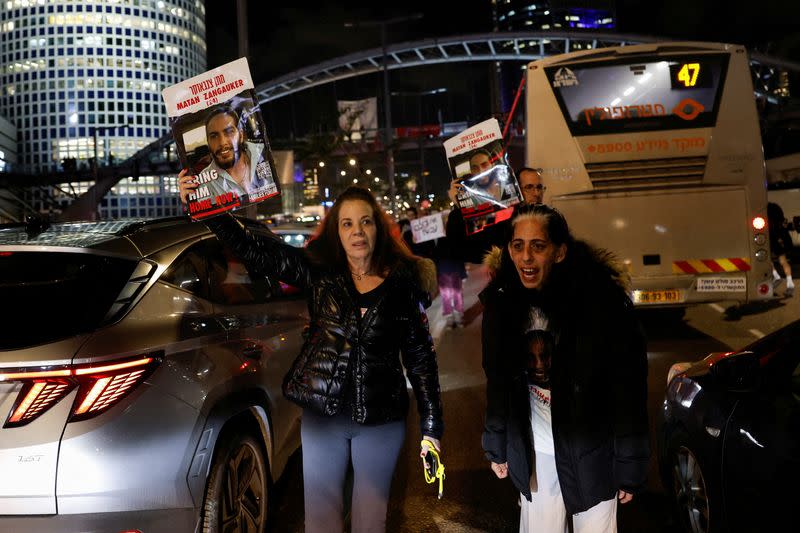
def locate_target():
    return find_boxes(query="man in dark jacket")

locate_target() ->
[481,204,649,531]
[768,201,795,296]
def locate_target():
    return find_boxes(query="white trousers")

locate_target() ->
[519,451,617,533]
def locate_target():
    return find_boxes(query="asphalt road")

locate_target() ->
[267,265,799,532]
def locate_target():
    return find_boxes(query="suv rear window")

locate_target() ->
[0,252,137,350]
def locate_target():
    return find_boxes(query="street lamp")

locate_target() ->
[345,13,424,215]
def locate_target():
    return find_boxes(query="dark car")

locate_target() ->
[0,216,306,532]
[659,321,800,533]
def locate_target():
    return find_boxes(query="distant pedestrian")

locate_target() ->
[768,201,795,296]
[400,205,436,259]
[433,224,467,328]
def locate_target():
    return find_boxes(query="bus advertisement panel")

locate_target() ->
[526,42,773,307]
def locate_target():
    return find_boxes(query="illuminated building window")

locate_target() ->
[2,0,207,219]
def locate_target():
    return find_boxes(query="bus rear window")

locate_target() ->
[0,252,137,350]
[546,54,729,136]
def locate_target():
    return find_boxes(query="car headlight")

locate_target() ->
[666,376,702,409]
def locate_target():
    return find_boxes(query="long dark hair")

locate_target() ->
[307,186,415,276]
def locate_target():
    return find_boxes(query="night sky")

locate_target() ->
[205,2,493,81]
[206,1,800,80]
[204,1,800,135]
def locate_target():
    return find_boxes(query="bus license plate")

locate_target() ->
[633,289,683,304]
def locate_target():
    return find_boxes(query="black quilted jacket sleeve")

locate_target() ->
[204,214,313,290]
[479,286,509,464]
[400,292,444,440]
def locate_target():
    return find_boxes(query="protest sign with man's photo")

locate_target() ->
[162,57,280,220]
[443,118,522,235]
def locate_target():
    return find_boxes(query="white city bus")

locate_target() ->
[526,41,774,307]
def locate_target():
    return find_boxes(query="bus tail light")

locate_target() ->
[758,282,771,295]
[1,356,160,428]
[752,216,766,230]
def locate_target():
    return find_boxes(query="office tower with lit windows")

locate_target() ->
[493,0,615,31]
[0,0,207,219]
[489,1,615,120]
[0,115,16,170]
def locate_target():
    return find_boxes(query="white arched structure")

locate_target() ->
[255,31,800,103]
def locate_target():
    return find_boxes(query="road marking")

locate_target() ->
[748,329,765,339]
[708,303,725,313]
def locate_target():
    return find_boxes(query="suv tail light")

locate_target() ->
[0,356,160,428]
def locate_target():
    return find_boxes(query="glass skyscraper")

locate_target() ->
[488,0,615,117]
[493,0,615,31]
[0,0,206,219]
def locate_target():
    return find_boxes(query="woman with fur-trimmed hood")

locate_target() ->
[480,203,649,532]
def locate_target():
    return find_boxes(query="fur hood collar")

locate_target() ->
[414,257,439,299]
[482,245,504,274]
[383,256,438,308]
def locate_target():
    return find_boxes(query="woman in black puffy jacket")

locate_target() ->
[179,177,443,533]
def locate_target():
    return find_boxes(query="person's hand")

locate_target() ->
[491,462,508,479]
[618,490,633,504]
[178,168,198,205]
[420,437,441,458]
[447,180,463,204]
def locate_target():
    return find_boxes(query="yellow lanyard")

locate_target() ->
[421,439,445,499]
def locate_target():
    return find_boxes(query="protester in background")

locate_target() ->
[399,206,418,249]
[433,219,467,329]
[517,167,546,205]
[400,205,437,259]
[481,203,649,533]
[179,176,444,533]
[399,218,413,250]
[768,201,795,296]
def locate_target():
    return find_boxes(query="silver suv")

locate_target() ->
[0,217,306,532]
